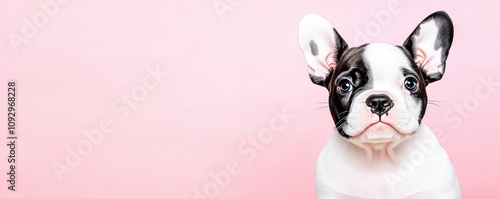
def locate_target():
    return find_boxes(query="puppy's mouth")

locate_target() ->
[350,122,408,143]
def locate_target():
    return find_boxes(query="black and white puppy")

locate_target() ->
[299,11,461,198]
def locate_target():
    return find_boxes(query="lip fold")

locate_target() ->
[352,122,403,143]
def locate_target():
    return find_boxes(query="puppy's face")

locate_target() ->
[299,12,453,143]
[327,43,428,143]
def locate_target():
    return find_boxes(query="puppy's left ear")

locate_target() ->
[403,11,454,83]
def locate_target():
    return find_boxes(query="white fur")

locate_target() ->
[298,14,342,81]
[344,43,420,142]
[316,124,461,199]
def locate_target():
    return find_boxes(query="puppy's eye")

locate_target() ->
[337,80,353,94]
[404,77,418,92]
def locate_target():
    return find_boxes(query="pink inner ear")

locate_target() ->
[414,48,427,67]
[325,51,337,69]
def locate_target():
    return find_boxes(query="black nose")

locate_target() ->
[365,94,394,117]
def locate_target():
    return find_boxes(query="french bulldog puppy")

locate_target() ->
[298,11,461,199]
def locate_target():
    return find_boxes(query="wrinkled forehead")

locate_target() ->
[363,43,416,83]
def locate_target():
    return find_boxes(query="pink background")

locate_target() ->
[1,0,499,198]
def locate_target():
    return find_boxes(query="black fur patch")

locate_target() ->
[310,40,318,56]
[327,45,371,138]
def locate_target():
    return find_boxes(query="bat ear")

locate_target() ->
[403,11,454,83]
[298,14,348,87]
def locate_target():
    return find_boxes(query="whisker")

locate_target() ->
[315,106,329,110]
[337,121,348,130]
[337,110,349,116]
[428,102,441,107]
[336,116,348,124]
[337,120,347,126]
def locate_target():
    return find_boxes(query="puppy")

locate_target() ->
[298,11,461,198]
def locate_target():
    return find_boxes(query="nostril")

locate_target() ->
[365,94,394,116]
[382,99,392,107]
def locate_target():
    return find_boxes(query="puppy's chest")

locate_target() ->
[318,160,439,198]
[316,146,445,198]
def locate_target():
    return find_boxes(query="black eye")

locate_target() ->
[337,80,353,94]
[404,77,418,92]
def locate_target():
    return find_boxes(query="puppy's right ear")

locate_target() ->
[299,14,348,87]
[403,11,454,84]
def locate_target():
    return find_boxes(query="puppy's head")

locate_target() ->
[299,12,453,143]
